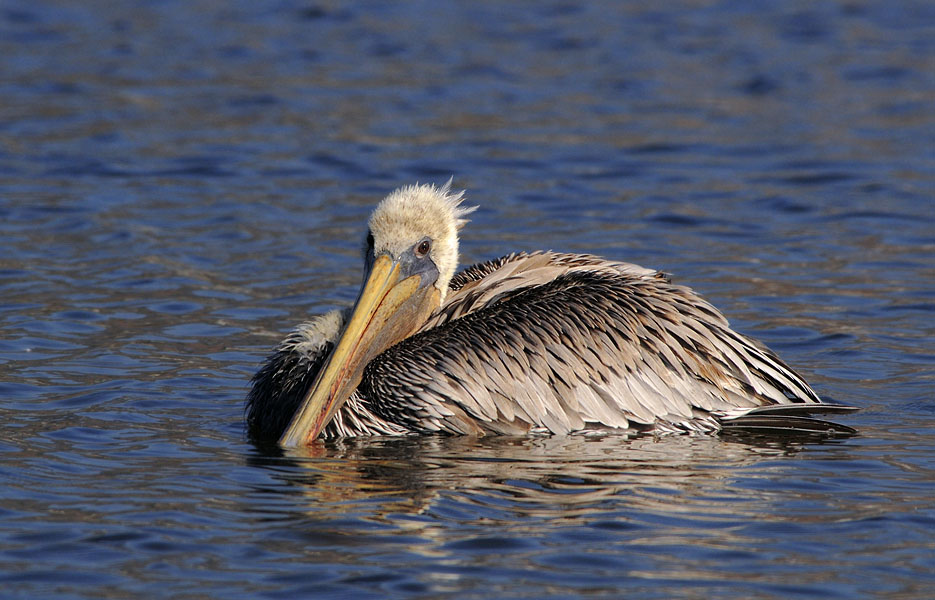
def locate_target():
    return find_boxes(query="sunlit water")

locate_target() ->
[1,1,933,598]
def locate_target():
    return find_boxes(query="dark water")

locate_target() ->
[2,0,934,597]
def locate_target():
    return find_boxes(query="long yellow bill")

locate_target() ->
[279,254,439,447]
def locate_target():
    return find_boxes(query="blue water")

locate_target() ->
[1,1,934,598]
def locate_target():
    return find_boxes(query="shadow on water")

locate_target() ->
[231,431,927,597]
[245,432,855,523]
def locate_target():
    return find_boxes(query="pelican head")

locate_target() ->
[279,181,475,446]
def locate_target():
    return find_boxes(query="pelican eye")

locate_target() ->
[416,240,431,257]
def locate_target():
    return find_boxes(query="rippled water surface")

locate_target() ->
[2,1,934,598]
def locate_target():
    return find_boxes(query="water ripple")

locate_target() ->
[1,0,933,598]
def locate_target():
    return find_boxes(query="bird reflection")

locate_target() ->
[244,433,849,523]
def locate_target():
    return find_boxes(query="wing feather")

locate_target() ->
[359,251,842,436]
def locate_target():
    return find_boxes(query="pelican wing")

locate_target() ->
[359,252,826,436]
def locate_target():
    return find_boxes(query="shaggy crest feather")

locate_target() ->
[368,179,476,300]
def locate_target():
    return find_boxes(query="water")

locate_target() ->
[1,0,933,597]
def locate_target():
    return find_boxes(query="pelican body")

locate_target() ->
[247,182,856,447]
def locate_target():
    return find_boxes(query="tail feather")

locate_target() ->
[718,402,858,436]
[732,403,859,418]
[720,415,857,437]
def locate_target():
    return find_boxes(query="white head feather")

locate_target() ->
[368,180,477,301]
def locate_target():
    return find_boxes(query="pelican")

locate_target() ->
[247,181,856,446]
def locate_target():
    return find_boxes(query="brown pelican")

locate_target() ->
[247,182,856,447]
